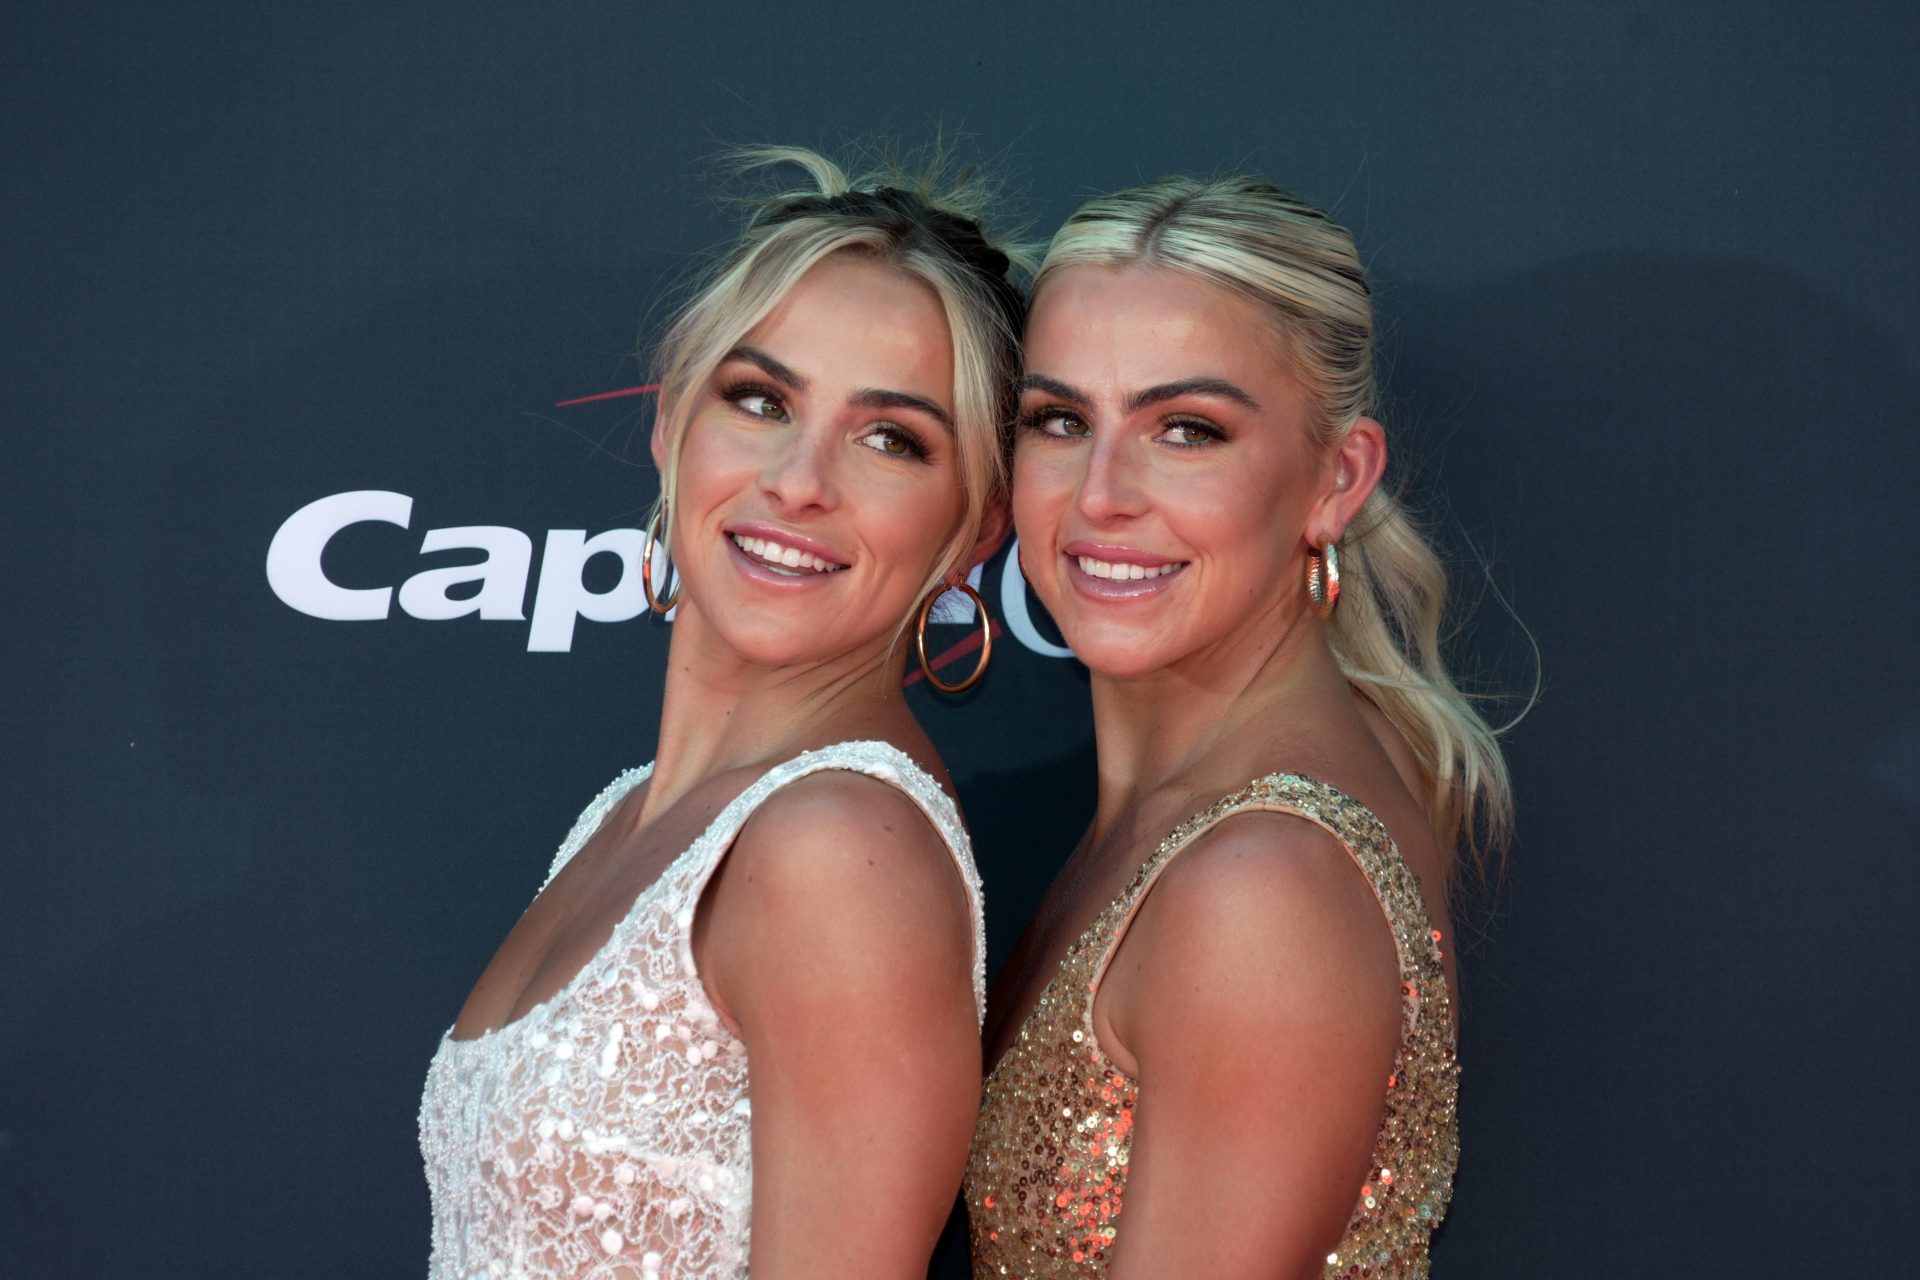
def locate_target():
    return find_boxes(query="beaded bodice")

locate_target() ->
[420,741,984,1280]
[965,774,1457,1279]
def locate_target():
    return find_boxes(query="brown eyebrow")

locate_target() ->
[1015,373,1092,406]
[1124,377,1261,414]
[851,388,955,433]
[721,346,808,391]
[723,347,952,432]
[1017,373,1260,414]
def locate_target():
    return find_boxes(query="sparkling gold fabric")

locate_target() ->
[966,774,1458,1278]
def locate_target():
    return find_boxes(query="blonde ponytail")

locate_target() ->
[1330,490,1516,877]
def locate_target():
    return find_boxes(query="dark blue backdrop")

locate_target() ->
[5,3,1915,1274]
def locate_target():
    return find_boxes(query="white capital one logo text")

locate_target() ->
[266,490,1073,658]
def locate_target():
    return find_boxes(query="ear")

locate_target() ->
[1307,417,1387,544]
[960,490,1014,576]
[649,409,670,472]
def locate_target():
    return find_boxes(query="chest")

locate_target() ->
[452,778,741,1041]
[969,854,1144,1275]
[983,814,1172,1073]
[420,874,756,1276]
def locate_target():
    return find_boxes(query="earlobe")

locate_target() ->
[1321,418,1387,540]
[967,493,1014,571]
[650,415,669,471]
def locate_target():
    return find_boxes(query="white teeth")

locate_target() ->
[1076,554,1183,581]
[730,534,843,574]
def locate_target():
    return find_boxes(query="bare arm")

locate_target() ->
[698,772,980,1279]
[1099,813,1403,1280]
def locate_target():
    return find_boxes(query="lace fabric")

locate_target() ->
[420,741,984,1280]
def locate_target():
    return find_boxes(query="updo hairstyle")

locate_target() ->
[647,145,1030,610]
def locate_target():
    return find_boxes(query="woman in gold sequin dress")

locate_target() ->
[965,178,1515,1278]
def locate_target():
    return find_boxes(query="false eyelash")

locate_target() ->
[717,379,785,408]
[866,424,932,461]
[1015,406,1085,436]
[1158,416,1229,447]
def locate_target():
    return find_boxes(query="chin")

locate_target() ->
[711,622,849,670]
[1057,623,1180,683]
[697,600,897,673]
[1079,654,1176,683]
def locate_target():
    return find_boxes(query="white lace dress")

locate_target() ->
[419,741,986,1280]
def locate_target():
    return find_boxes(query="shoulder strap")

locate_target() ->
[1086,773,1446,1040]
[539,763,655,892]
[671,741,988,1025]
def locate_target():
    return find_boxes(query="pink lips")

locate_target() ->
[1061,541,1184,569]
[1060,540,1188,601]
[727,522,849,567]
[723,521,850,590]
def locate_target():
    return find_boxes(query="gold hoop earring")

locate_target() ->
[914,581,993,693]
[642,505,680,614]
[1306,541,1341,619]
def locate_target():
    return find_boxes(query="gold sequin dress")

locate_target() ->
[965,774,1457,1279]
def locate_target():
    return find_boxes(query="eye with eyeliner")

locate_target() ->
[856,422,932,461]
[718,379,790,422]
[1016,404,1090,439]
[1156,415,1228,448]
[719,377,933,462]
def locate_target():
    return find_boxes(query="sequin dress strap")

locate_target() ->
[1088,773,1449,1041]
[669,740,988,1025]
[963,771,1458,1278]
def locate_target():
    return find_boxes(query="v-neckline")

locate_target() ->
[441,740,963,1052]
[440,762,662,1048]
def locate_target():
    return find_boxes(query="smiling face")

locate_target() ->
[658,251,973,671]
[1013,263,1352,681]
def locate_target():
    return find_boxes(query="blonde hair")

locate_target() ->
[647,144,1029,621]
[1038,175,1518,878]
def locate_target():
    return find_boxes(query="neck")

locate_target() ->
[1085,601,1346,835]
[641,598,914,820]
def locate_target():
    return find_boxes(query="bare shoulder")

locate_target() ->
[1105,810,1401,1069]
[728,768,961,901]
[1142,809,1388,956]
[699,768,973,1029]
[708,776,981,1273]
[1089,809,1415,1275]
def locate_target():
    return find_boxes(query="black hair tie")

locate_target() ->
[757,187,1013,289]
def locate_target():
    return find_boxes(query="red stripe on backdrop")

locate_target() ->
[554,383,660,407]
[904,620,1002,688]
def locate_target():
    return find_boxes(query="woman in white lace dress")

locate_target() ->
[419,147,1025,1280]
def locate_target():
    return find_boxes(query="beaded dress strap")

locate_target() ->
[540,763,655,892]
[522,744,983,1021]
[666,740,988,1024]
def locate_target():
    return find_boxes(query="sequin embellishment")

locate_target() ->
[964,774,1458,1278]
[420,742,986,1280]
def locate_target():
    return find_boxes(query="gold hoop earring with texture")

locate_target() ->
[914,580,993,693]
[642,505,680,614]
[1306,540,1341,619]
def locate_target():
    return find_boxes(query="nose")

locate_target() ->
[759,424,838,515]
[1075,434,1148,525]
